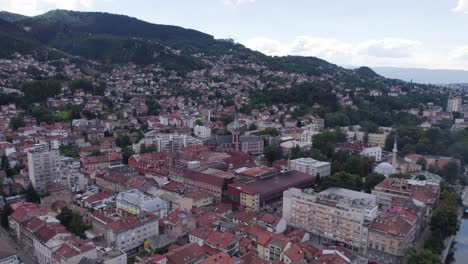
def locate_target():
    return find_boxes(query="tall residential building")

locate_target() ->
[288,158,331,177]
[282,188,378,254]
[27,144,60,194]
[447,95,462,113]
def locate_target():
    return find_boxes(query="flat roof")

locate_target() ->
[231,170,315,197]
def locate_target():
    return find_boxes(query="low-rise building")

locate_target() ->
[116,189,167,217]
[288,158,331,177]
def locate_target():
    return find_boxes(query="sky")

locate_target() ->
[2,0,468,70]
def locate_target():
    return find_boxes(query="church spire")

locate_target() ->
[232,111,240,151]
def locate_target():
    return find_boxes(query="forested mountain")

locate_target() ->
[0,11,29,22]
[0,9,444,115]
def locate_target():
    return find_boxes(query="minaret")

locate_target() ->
[392,136,398,166]
[232,112,240,151]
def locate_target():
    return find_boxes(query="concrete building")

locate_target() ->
[90,210,159,253]
[447,95,462,113]
[289,158,331,177]
[347,131,388,148]
[283,188,378,254]
[116,189,167,217]
[194,125,211,139]
[134,133,202,153]
[27,144,60,194]
[367,205,419,264]
[372,178,440,210]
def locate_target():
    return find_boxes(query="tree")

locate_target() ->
[194,119,203,126]
[363,173,386,193]
[122,147,135,164]
[1,155,9,171]
[9,116,25,130]
[0,203,13,230]
[407,249,441,264]
[57,207,86,238]
[264,144,282,166]
[320,172,362,191]
[25,183,41,204]
[261,127,279,136]
[390,173,412,179]
[248,123,258,131]
[441,160,460,184]
[416,157,428,171]
[296,120,302,128]
[290,145,302,159]
[59,145,80,158]
[116,134,132,148]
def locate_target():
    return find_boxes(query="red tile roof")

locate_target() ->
[34,224,70,243]
[202,252,240,264]
[165,243,206,264]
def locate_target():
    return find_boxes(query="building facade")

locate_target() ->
[289,158,331,177]
[27,144,60,194]
[283,188,378,254]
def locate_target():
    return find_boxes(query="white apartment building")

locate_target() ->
[194,125,211,139]
[288,158,331,177]
[27,144,60,194]
[283,188,378,254]
[116,189,167,217]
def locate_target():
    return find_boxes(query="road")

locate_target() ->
[0,227,36,264]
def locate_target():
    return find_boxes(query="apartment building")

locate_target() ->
[90,210,159,253]
[283,188,378,254]
[28,144,60,194]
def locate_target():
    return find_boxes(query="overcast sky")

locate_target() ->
[2,0,468,70]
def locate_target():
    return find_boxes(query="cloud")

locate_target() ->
[223,0,255,6]
[0,0,98,16]
[450,46,468,61]
[242,36,438,69]
[288,36,352,60]
[356,38,421,58]
[244,36,353,63]
[453,0,468,13]
[244,37,284,56]
[244,36,420,62]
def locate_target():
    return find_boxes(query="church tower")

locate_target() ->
[392,136,398,166]
[232,113,240,151]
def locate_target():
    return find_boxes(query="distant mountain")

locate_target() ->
[371,67,468,84]
[0,11,29,22]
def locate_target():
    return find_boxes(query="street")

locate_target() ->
[0,227,36,264]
